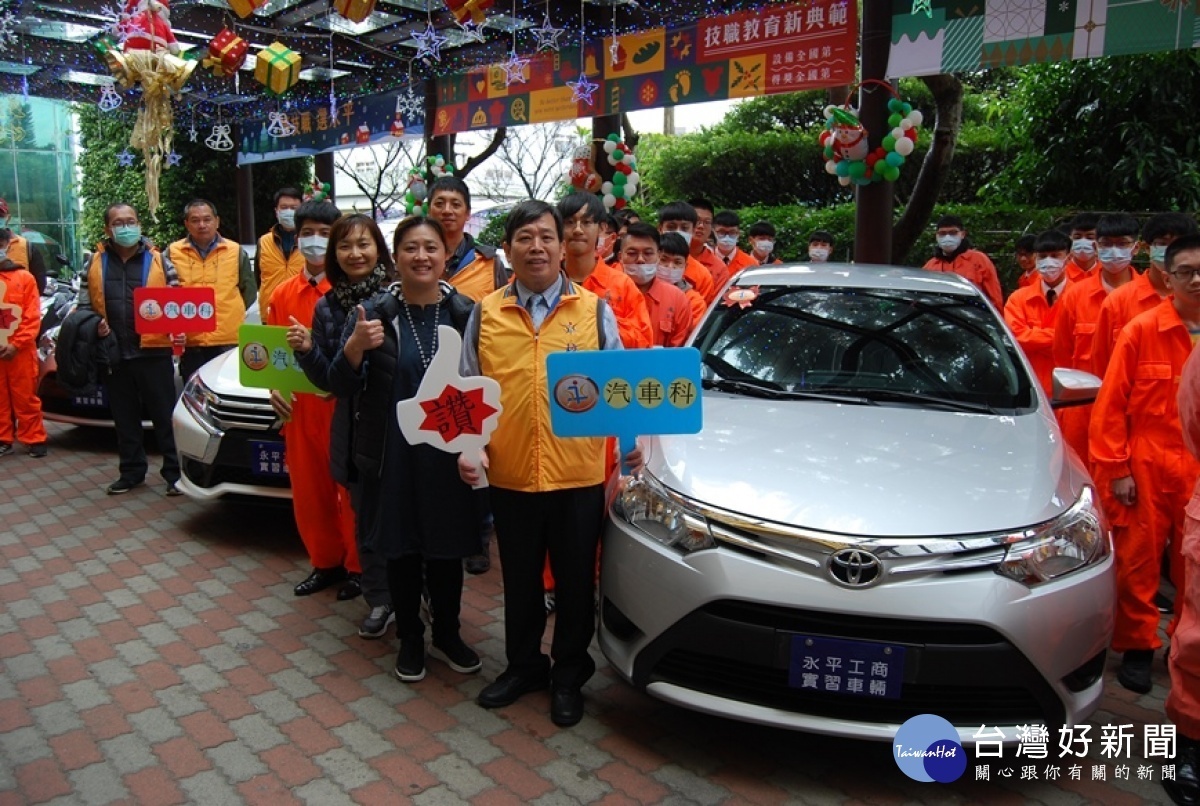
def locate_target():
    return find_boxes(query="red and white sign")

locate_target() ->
[0,277,20,347]
[133,287,217,334]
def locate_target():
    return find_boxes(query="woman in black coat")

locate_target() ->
[332,216,482,683]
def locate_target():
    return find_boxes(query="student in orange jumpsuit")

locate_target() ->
[658,233,708,326]
[1003,229,1069,397]
[657,202,716,304]
[272,201,362,603]
[0,227,46,456]
[921,214,1003,309]
[1063,212,1100,283]
[1167,337,1200,806]
[558,193,653,349]
[617,223,694,347]
[1014,233,1037,290]
[1053,213,1138,467]
[711,211,759,277]
[688,198,730,292]
[1090,233,1200,695]
[747,220,783,266]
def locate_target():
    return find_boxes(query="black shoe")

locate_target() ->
[0,443,11,456]
[464,553,491,575]
[1165,735,1200,805]
[1158,591,1176,614]
[1118,649,1154,694]
[394,638,426,682]
[106,478,143,495]
[26,444,47,458]
[477,672,550,709]
[165,481,183,497]
[336,573,362,601]
[358,605,395,639]
[550,687,584,727]
[293,566,346,597]
[430,635,482,674]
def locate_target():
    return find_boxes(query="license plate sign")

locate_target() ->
[250,441,288,478]
[788,635,905,699]
[72,387,108,408]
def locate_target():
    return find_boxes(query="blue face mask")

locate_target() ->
[112,224,141,248]
[1150,244,1168,267]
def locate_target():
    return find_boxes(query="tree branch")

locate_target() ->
[458,127,508,178]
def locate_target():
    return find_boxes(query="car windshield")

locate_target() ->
[693,286,1035,413]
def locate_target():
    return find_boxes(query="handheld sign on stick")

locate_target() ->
[0,278,19,347]
[134,287,217,356]
[396,325,504,490]
[237,324,323,395]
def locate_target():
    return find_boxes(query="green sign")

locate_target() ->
[237,324,322,395]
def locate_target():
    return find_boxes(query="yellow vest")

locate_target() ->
[86,243,171,349]
[448,255,499,303]
[257,229,304,317]
[479,280,606,492]
[167,238,244,346]
[7,234,28,271]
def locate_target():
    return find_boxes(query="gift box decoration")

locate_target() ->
[334,0,376,24]
[228,0,268,18]
[202,28,248,78]
[444,0,493,25]
[254,42,302,96]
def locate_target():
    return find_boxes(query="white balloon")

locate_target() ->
[628,171,640,183]
[837,175,852,186]
[603,141,617,153]
[895,137,914,156]
[908,110,923,127]
[892,127,905,140]
[601,181,614,194]
[825,159,838,175]
[603,193,617,207]
[900,119,913,130]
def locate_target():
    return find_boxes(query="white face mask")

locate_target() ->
[1150,244,1169,268]
[657,264,685,284]
[1098,246,1133,273]
[624,263,658,284]
[716,234,738,251]
[752,239,774,256]
[277,209,296,230]
[1036,256,1065,279]
[298,235,328,263]
[1071,238,1096,258]
[667,229,693,247]
[808,246,831,262]
[937,234,962,253]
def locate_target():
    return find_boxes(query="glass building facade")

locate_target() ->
[0,94,79,276]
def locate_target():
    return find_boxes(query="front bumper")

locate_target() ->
[172,398,292,501]
[598,513,1114,744]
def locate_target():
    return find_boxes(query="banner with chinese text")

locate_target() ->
[433,0,856,136]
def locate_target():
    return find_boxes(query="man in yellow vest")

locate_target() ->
[78,203,181,495]
[430,177,509,303]
[256,187,304,317]
[164,199,255,380]
[458,199,640,728]
[0,197,47,293]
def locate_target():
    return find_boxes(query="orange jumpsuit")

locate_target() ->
[1052,272,1109,465]
[696,246,730,293]
[1016,270,1037,290]
[718,247,759,279]
[267,273,359,575]
[922,249,1003,309]
[638,277,694,347]
[0,263,45,447]
[1064,256,1096,283]
[1168,347,1200,736]
[581,262,654,348]
[685,256,717,304]
[1090,271,1164,382]
[1003,282,1060,397]
[1090,300,1196,651]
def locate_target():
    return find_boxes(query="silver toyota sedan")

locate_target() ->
[598,263,1114,744]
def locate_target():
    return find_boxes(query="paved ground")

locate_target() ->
[0,423,1180,804]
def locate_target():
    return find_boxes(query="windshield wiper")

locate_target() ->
[837,387,999,414]
[702,377,871,404]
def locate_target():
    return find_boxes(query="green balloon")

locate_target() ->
[607,133,620,142]
[848,160,867,178]
[882,134,896,150]
[901,102,913,115]
[613,172,627,184]
[887,98,902,113]
[824,145,834,159]
[888,113,902,128]
[885,151,905,167]
[883,164,900,181]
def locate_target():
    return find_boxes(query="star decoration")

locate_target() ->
[532,13,564,52]
[396,87,424,121]
[418,385,499,443]
[166,151,182,168]
[412,23,447,63]
[610,37,621,67]
[0,305,16,332]
[116,148,136,167]
[455,19,487,45]
[188,125,198,143]
[500,50,530,86]
[568,74,599,106]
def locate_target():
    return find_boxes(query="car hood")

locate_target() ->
[649,394,1081,538]
[197,347,268,398]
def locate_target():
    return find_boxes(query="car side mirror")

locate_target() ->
[1051,368,1101,408]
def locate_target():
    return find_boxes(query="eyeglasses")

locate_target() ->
[1169,268,1200,280]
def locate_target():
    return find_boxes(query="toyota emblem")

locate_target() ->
[828,548,884,588]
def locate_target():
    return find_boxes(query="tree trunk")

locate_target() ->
[891,73,964,263]
[459,128,507,178]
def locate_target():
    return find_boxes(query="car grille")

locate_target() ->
[209,393,277,432]
[181,431,290,490]
[635,600,1064,729]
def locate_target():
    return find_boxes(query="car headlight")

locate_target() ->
[181,374,222,435]
[996,486,1110,587]
[612,475,715,553]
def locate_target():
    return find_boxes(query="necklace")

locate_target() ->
[401,293,441,369]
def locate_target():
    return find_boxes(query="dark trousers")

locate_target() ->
[347,483,393,608]
[490,484,605,691]
[107,355,180,484]
[387,556,463,641]
[180,345,233,382]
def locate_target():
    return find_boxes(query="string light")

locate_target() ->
[500,0,528,86]
[567,0,598,107]
[532,0,564,53]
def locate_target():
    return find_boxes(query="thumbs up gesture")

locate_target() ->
[343,304,384,368]
[286,315,312,353]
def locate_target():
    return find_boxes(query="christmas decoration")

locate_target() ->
[166,151,182,167]
[599,133,639,211]
[911,0,932,18]
[266,110,298,137]
[334,0,376,24]
[567,144,602,193]
[818,81,922,187]
[205,122,235,151]
[568,73,599,107]
[228,0,268,18]
[500,50,530,86]
[396,86,424,121]
[455,19,487,44]
[403,168,428,215]
[98,84,123,112]
[532,9,564,52]
[116,148,136,167]
[254,41,302,96]
[444,0,493,25]
[0,8,18,54]
[412,23,447,63]
[202,28,248,78]
[305,181,332,202]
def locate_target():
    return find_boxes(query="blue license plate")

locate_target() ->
[788,635,905,699]
[249,441,288,478]
[72,387,108,408]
